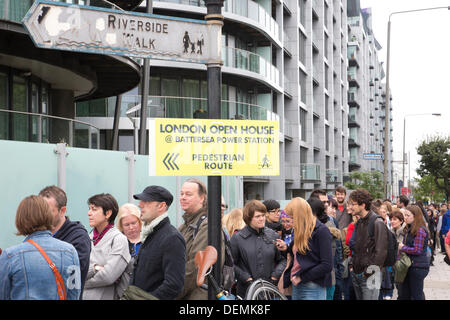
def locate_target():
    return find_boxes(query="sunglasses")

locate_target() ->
[221,204,228,209]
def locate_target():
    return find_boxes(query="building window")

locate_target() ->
[300,107,307,142]
[0,72,8,140]
[12,75,28,141]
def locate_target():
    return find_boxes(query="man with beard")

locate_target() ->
[335,186,352,230]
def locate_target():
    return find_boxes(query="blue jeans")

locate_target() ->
[292,281,326,300]
[398,267,429,300]
[351,272,380,300]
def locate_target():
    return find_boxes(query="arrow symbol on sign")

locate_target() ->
[163,153,180,170]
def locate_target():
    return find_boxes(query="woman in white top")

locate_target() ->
[82,193,131,300]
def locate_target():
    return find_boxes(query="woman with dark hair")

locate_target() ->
[83,193,131,300]
[230,200,286,298]
[397,205,430,300]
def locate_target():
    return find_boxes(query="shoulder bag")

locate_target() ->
[26,239,66,300]
[393,234,411,284]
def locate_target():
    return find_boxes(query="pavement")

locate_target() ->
[423,252,450,300]
[391,251,450,300]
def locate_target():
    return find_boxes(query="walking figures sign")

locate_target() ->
[22,0,221,64]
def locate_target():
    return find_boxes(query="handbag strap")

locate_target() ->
[26,239,67,300]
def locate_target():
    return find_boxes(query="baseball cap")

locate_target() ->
[133,185,173,207]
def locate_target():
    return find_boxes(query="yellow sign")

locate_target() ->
[148,118,279,176]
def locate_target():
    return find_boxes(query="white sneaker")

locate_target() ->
[384,296,392,300]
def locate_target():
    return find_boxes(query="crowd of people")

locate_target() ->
[0,182,449,300]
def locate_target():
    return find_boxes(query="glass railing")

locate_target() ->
[300,163,320,181]
[153,0,280,42]
[349,154,359,164]
[326,169,341,183]
[222,46,280,87]
[348,69,358,82]
[347,46,358,60]
[0,109,100,149]
[122,95,280,122]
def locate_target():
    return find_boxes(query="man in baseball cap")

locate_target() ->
[133,185,174,208]
[126,186,185,300]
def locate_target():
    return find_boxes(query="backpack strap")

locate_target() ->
[192,215,207,240]
[26,239,67,300]
[367,213,383,239]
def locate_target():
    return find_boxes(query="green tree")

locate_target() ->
[412,175,445,203]
[416,135,450,201]
[344,170,384,199]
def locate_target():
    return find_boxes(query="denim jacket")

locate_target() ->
[0,230,81,300]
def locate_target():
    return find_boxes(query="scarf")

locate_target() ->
[93,224,114,246]
[141,212,168,243]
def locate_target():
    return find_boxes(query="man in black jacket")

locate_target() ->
[132,185,186,300]
[348,189,388,300]
[39,186,91,297]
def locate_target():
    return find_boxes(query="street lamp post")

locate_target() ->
[402,113,442,186]
[204,0,224,301]
[384,5,450,199]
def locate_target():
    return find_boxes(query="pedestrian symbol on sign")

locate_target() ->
[259,154,271,169]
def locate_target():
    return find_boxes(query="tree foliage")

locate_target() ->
[412,175,446,203]
[344,170,384,199]
[416,135,450,201]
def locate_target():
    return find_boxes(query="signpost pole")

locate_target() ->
[205,0,224,301]
[139,0,152,155]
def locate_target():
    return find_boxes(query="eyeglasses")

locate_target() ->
[269,208,280,213]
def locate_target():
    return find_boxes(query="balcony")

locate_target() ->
[222,46,281,88]
[348,115,360,128]
[348,91,360,108]
[0,109,100,149]
[348,72,360,88]
[348,138,360,148]
[349,154,361,170]
[300,163,320,181]
[347,46,359,68]
[153,0,281,43]
[122,95,280,122]
[326,169,342,184]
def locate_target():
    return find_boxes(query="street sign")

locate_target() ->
[148,118,280,176]
[362,153,384,160]
[401,187,411,196]
[22,0,221,64]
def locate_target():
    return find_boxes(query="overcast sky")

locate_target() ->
[359,0,450,185]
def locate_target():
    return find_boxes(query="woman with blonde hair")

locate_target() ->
[222,208,245,238]
[116,203,142,256]
[280,197,333,300]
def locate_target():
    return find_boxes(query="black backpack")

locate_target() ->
[193,215,235,290]
[368,214,398,267]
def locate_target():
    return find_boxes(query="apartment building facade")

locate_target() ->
[0,0,394,202]
[347,0,393,193]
